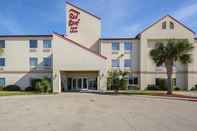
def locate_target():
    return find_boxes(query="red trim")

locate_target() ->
[66,2,101,20]
[136,15,195,38]
[53,32,107,60]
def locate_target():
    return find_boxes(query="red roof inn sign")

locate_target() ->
[68,9,80,33]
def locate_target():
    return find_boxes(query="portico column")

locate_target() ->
[53,70,61,93]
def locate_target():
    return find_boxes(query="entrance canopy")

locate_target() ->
[61,71,98,91]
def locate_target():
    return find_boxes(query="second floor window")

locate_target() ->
[124,59,132,67]
[43,57,52,66]
[162,21,166,29]
[43,40,51,48]
[170,22,174,29]
[30,40,38,48]
[112,42,120,51]
[0,58,5,66]
[0,40,5,48]
[128,76,138,85]
[30,57,38,67]
[124,42,132,51]
[112,59,120,67]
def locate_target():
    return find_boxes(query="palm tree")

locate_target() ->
[150,39,193,94]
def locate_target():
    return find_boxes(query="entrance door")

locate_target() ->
[82,78,88,90]
[71,77,88,90]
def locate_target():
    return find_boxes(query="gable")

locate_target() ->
[52,33,106,71]
[66,2,101,51]
[138,15,195,39]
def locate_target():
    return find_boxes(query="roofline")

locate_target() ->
[0,34,53,38]
[53,32,107,60]
[100,37,138,40]
[66,2,101,20]
[136,15,195,38]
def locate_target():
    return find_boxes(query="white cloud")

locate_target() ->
[122,24,141,36]
[173,3,197,20]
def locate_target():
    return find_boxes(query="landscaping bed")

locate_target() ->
[102,90,197,99]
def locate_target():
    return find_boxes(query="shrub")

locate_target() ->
[156,78,167,91]
[31,79,42,89]
[4,85,21,91]
[174,87,181,91]
[25,86,35,91]
[146,84,160,90]
[128,85,140,90]
[119,78,128,90]
[107,70,129,92]
[0,86,3,91]
[190,85,197,91]
[31,77,52,93]
[107,77,112,90]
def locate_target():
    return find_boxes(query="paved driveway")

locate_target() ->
[0,93,197,131]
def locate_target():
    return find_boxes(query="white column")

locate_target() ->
[53,70,61,93]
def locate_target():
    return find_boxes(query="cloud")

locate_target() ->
[173,3,197,21]
[122,24,141,36]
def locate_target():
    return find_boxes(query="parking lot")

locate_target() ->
[0,93,196,131]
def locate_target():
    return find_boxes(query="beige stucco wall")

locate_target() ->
[52,34,107,93]
[0,72,51,90]
[0,37,52,71]
[66,3,101,53]
[139,16,195,90]
[0,36,52,89]
[100,39,140,72]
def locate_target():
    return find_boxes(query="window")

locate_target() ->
[88,78,97,90]
[43,40,51,48]
[124,59,132,67]
[0,40,5,48]
[112,42,120,51]
[43,57,52,66]
[162,21,166,29]
[124,42,132,51]
[170,22,174,29]
[29,40,38,48]
[128,76,138,85]
[112,59,120,67]
[30,57,38,67]
[0,58,5,66]
[0,78,5,87]
[173,78,176,86]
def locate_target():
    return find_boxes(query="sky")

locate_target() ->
[0,0,197,37]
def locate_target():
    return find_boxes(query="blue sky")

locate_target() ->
[0,0,197,37]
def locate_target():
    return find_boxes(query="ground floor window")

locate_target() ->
[66,77,97,91]
[173,78,176,86]
[156,78,176,87]
[128,76,138,85]
[0,78,5,87]
[88,78,97,90]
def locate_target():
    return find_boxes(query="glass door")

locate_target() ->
[82,78,88,90]
[72,77,88,90]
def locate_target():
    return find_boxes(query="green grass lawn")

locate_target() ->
[104,90,197,99]
[0,91,54,96]
[104,90,166,95]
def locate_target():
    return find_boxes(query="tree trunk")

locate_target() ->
[166,64,173,95]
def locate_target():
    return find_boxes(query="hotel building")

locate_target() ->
[0,2,197,92]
